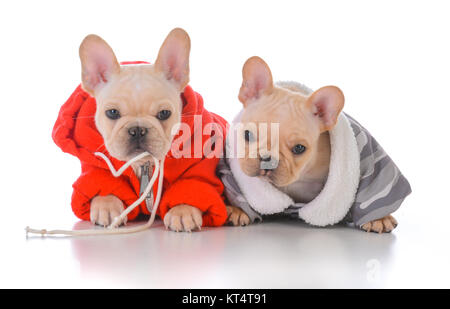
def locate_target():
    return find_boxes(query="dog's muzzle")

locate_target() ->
[259,155,278,170]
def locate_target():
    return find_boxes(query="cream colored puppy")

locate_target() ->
[231,56,397,233]
[79,28,202,231]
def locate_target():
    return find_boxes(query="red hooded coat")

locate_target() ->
[52,61,228,226]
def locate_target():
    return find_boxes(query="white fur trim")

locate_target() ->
[228,113,360,226]
[275,80,313,95]
[297,114,360,226]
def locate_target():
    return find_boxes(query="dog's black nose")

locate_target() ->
[259,154,278,170]
[260,155,272,162]
[128,126,148,137]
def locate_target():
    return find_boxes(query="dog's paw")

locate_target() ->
[361,215,398,233]
[163,204,203,232]
[90,195,126,227]
[226,206,250,226]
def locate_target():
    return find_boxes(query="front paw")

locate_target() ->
[226,206,250,226]
[90,195,126,227]
[163,204,203,232]
[361,215,398,233]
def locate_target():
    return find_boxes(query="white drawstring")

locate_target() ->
[25,152,165,237]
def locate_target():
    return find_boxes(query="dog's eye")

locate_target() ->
[105,109,121,120]
[244,130,254,142]
[292,144,306,155]
[156,110,171,120]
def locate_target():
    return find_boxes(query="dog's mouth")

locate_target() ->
[257,171,287,187]
[126,144,151,158]
[259,169,272,177]
[256,169,275,184]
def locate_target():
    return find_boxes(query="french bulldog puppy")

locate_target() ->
[226,56,399,233]
[75,28,229,231]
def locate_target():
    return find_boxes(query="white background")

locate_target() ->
[0,0,449,288]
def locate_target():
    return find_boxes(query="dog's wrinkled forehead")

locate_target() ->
[240,90,320,141]
[96,65,181,111]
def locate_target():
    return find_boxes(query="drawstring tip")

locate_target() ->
[25,226,48,237]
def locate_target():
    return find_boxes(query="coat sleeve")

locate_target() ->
[71,165,142,222]
[346,114,412,228]
[158,156,228,227]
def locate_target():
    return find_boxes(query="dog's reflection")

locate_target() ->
[226,217,397,288]
[70,218,226,288]
[70,217,396,288]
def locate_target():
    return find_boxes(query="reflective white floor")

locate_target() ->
[2,206,449,288]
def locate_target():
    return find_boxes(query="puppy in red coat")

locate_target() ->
[53,28,238,232]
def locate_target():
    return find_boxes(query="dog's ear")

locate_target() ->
[238,56,274,106]
[79,34,120,96]
[154,28,191,91]
[306,86,345,132]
